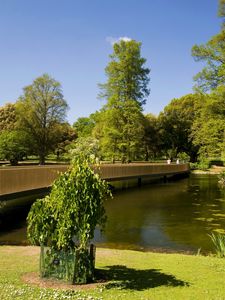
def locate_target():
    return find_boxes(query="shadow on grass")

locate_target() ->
[96,265,189,291]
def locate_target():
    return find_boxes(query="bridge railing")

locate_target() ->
[0,163,189,196]
[95,163,189,180]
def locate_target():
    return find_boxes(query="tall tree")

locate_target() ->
[99,39,150,161]
[192,1,225,91]
[16,74,68,164]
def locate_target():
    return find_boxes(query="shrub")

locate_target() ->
[190,158,210,171]
[27,155,112,283]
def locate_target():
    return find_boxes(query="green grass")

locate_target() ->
[0,246,225,299]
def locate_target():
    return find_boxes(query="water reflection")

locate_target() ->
[0,175,225,252]
[95,175,225,252]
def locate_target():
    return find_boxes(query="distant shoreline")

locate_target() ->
[192,166,225,175]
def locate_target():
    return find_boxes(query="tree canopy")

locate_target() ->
[192,1,225,92]
[0,130,30,165]
[0,103,16,132]
[159,94,205,161]
[16,74,68,164]
[191,86,225,159]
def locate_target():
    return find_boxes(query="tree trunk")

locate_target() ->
[39,153,46,165]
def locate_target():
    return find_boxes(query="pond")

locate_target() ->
[0,174,225,253]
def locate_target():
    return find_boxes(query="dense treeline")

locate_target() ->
[0,1,224,166]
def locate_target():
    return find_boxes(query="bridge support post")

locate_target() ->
[138,177,142,187]
[163,175,167,183]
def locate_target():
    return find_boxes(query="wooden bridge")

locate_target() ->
[0,163,189,197]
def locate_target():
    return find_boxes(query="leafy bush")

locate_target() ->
[27,155,112,283]
[190,158,210,171]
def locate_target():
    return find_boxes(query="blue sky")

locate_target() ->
[0,0,221,124]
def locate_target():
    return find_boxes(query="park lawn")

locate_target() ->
[0,246,225,300]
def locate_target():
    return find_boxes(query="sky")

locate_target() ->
[0,0,221,124]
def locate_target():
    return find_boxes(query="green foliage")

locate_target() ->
[16,74,68,164]
[39,245,96,284]
[159,94,204,162]
[177,152,190,162]
[27,155,112,283]
[27,156,111,249]
[191,87,225,159]
[209,232,225,258]
[142,114,162,160]
[190,157,210,171]
[56,122,77,158]
[0,130,29,165]
[99,102,145,161]
[192,1,225,92]
[40,246,76,282]
[98,39,150,161]
[0,103,16,132]
[67,136,100,160]
[99,39,150,107]
[73,116,95,138]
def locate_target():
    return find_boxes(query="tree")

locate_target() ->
[191,86,225,158]
[16,74,68,164]
[0,103,16,132]
[0,103,30,165]
[99,102,146,161]
[73,116,95,138]
[0,130,30,165]
[99,39,150,161]
[192,1,225,91]
[159,94,205,162]
[27,155,112,284]
[55,122,77,159]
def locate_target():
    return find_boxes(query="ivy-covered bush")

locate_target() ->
[27,155,112,284]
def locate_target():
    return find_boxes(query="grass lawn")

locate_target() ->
[0,246,225,300]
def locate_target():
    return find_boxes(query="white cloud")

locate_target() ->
[106,36,132,45]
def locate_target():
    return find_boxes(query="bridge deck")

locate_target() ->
[0,163,189,196]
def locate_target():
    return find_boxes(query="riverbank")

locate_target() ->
[0,246,225,300]
[192,165,225,174]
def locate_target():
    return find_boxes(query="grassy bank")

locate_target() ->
[0,247,225,299]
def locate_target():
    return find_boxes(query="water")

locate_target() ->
[1,174,225,253]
